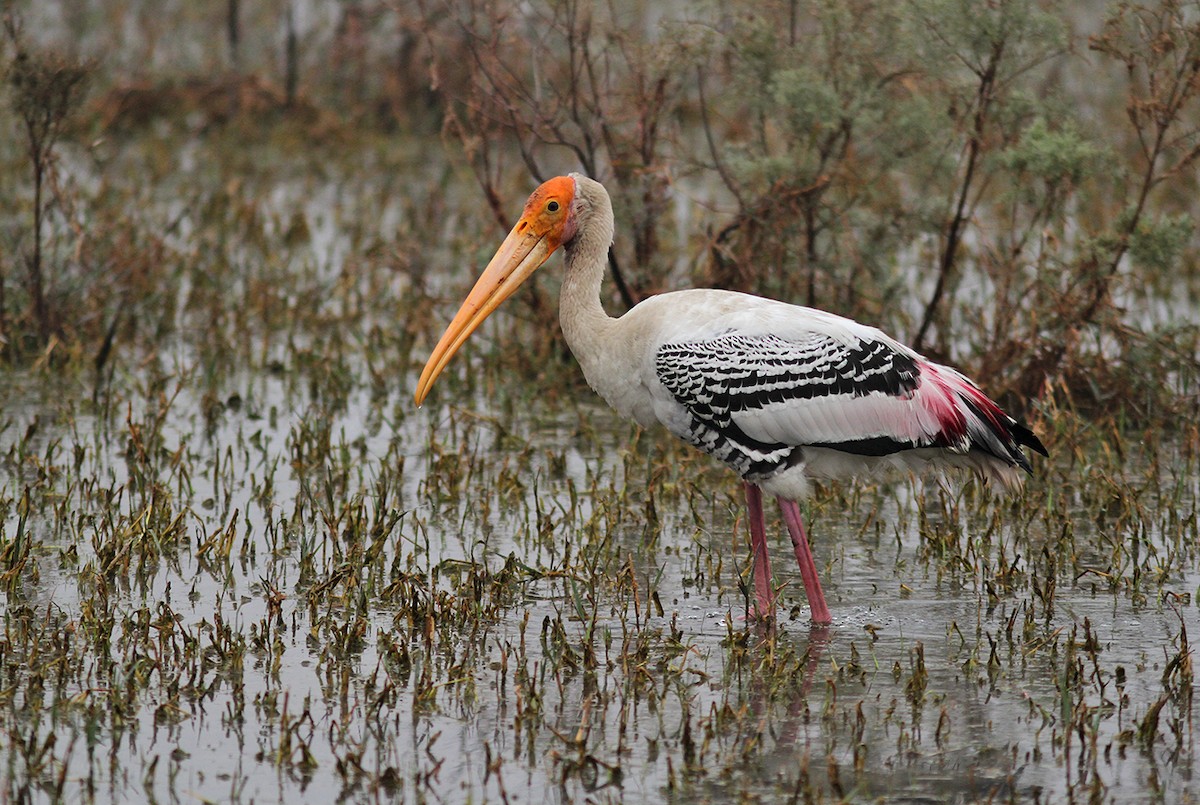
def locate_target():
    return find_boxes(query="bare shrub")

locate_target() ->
[3,13,91,353]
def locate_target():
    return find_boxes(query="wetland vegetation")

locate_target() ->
[0,1,1198,802]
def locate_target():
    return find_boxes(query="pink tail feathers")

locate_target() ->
[919,363,1047,487]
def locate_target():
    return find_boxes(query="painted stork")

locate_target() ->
[414,174,1047,625]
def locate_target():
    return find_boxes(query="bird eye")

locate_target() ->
[547,200,560,212]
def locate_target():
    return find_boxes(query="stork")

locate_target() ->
[415,174,1047,625]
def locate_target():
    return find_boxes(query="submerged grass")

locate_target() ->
[0,164,1196,799]
[0,5,1199,802]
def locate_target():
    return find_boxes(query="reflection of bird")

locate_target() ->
[415,174,1047,624]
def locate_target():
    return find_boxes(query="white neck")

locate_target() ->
[551,175,663,425]
[559,242,614,349]
[558,175,618,369]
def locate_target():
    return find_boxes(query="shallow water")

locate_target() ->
[2,350,1196,803]
[0,58,1196,799]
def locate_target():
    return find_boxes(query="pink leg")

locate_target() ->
[743,482,775,620]
[777,498,832,625]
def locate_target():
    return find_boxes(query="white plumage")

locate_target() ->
[416,173,1047,625]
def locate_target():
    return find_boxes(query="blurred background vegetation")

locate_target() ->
[2,0,1198,428]
[1,7,1197,801]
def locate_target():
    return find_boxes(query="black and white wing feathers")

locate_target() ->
[655,330,946,480]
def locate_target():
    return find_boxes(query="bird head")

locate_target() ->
[414,175,578,406]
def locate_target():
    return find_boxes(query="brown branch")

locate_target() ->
[697,65,746,211]
[912,37,1005,352]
